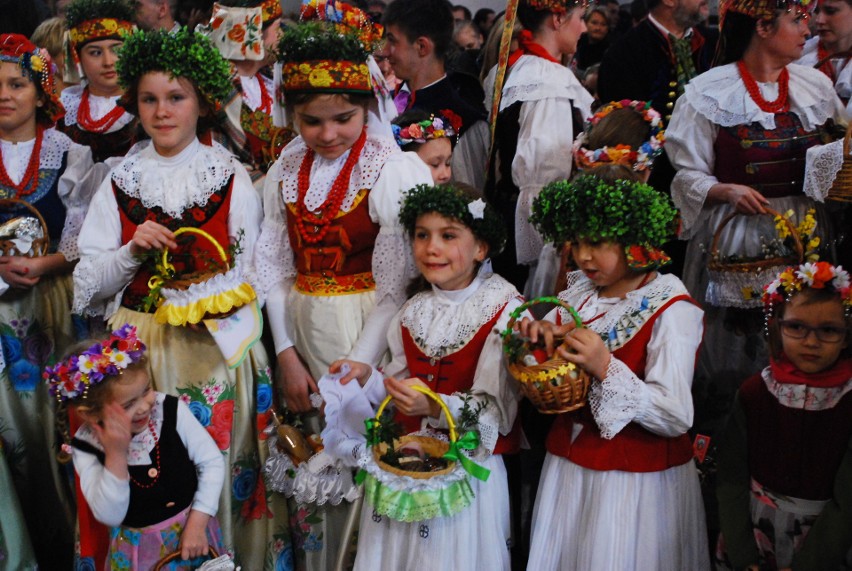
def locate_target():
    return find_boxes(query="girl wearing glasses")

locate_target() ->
[716,261,852,570]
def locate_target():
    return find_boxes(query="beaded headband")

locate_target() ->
[392,110,462,148]
[525,0,590,13]
[44,324,147,403]
[720,0,814,24]
[573,100,665,173]
[763,262,852,317]
[0,34,64,127]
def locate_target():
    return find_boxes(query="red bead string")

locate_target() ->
[257,74,273,114]
[0,125,44,197]
[129,419,162,489]
[737,60,790,114]
[77,88,126,133]
[294,128,367,245]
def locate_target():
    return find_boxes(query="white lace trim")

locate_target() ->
[670,169,718,239]
[74,393,165,465]
[110,139,235,218]
[557,272,690,352]
[803,140,844,202]
[264,443,361,506]
[158,263,252,308]
[485,55,594,115]
[400,272,518,358]
[248,218,294,298]
[373,229,412,307]
[588,357,643,439]
[60,85,134,132]
[267,136,398,213]
[72,252,118,316]
[762,367,852,411]
[684,63,839,131]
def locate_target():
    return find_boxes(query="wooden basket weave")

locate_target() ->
[828,123,852,202]
[707,207,803,274]
[502,297,591,415]
[152,546,220,571]
[159,227,229,290]
[0,198,49,257]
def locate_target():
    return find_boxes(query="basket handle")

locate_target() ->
[159,227,229,275]
[0,198,50,256]
[502,295,583,339]
[709,206,804,263]
[375,384,457,443]
[152,546,220,571]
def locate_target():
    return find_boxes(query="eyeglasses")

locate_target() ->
[778,320,848,343]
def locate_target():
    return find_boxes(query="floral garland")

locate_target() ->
[526,0,590,13]
[763,262,852,317]
[0,34,64,126]
[392,110,461,148]
[573,100,665,172]
[399,184,506,255]
[44,324,147,403]
[721,0,813,25]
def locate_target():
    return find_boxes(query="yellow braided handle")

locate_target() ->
[375,384,457,443]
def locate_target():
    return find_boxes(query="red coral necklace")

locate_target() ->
[294,128,367,245]
[0,125,44,197]
[256,74,273,114]
[130,419,162,489]
[737,60,789,114]
[77,88,126,133]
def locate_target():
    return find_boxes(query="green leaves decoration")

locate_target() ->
[65,0,135,28]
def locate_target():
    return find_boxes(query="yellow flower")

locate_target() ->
[774,215,791,239]
[299,63,312,75]
[308,68,333,87]
[797,209,817,238]
[30,55,45,73]
[779,268,797,287]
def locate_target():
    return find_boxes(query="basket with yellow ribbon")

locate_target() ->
[500,296,591,415]
[357,385,491,523]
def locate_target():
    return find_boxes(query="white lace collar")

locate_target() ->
[74,392,165,465]
[110,138,236,217]
[60,84,134,132]
[683,62,841,131]
[401,266,519,358]
[268,135,399,212]
[761,367,852,411]
[558,271,691,352]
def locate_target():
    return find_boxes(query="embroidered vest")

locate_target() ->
[740,372,852,500]
[713,112,833,199]
[285,189,379,295]
[546,295,696,472]
[0,152,67,251]
[114,175,233,311]
[398,305,522,455]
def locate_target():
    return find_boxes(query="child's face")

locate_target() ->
[137,71,201,158]
[571,238,633,296]
[0,62,39,141]
[79,39,123,96]
[416,138,452,184]
[294,95,366,161]
[779,295,848,373]
[413,212,487,291]
[108,367,156,435]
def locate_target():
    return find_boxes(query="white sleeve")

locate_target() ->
[451,119,490,192]
[73,175,142,316]
[589,300,704,439]
[665,96,721,240]
[72,446,130,527]
[226,163,263,270]
[511,98,575,265]
[346,152,432,365]
[56,143,100,261]
[175,399,225,517]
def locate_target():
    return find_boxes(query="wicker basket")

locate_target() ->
[0,198,49,257]
[707,207,803,274]
[502,297,591,415]
[152,546,220,571]
[828,122,852,202]
[159,227,229,291]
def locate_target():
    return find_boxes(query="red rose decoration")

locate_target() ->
[812,262,834,288]
[207,399,234,450]
[241,474,273,521]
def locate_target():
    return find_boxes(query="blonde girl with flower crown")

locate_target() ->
[72,29,288,570]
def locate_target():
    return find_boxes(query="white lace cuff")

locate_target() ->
[251,217,295,299]
[57,207,85,261]
[803,140,844,203]
[588,357,646,440]
[373,228,413,306]
[671,169,717,239]
[72,244,140,316]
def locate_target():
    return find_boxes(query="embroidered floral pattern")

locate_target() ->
[281,60,371,93]
[289,507,324,553]
[0,318,54,392]
[256,367,274,441]
[232,454,274,522]
[69,18,134,46]
[178,379,235,451]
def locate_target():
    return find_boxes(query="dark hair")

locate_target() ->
[645,0,663,12]
[631,0,649,22]
[473,8,494,31]
[383,0,454,60]
[587,107,651,151]
[767,288,852,360]
[714,11,778,66]
[517,1,552,31]
[452,4,472,20]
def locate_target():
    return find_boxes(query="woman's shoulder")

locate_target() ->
[499,56,594,112]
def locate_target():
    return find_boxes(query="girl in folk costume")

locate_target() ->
[523,171,710,570]
[716,262,852,570]
[253,0,432,566]
[0,33,97,570]
[391,109,461,185]
[47,325,227,570]
[200,0,296,180]
[796,0,852,114]
[60,0,140,162]
[326,184,522,571]
[483,0,594,293]
[666,0,845,437]
[72,29,289,570]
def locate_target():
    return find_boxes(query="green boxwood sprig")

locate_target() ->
[66,0,135,28]
[277,21,374,64]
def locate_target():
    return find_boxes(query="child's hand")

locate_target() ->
[384,377,440,418]
[329,359,372,386]
[517,317,576,357]
[557,328,611,380]
[129,221,178,256]
[277,347,318,413]
[179,509,211,561]
[91,402,133,456]
[0,256,41,289]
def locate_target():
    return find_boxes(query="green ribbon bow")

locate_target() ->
[442,430,491,482]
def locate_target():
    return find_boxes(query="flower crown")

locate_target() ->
[0,34,64,126]
[573,100,665,172]
[44,324,147,403]
[526,0,590,13]
[399,184,506,256]
[763,262,852,315]
[392,110,462,148]
[720,0,814,25]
